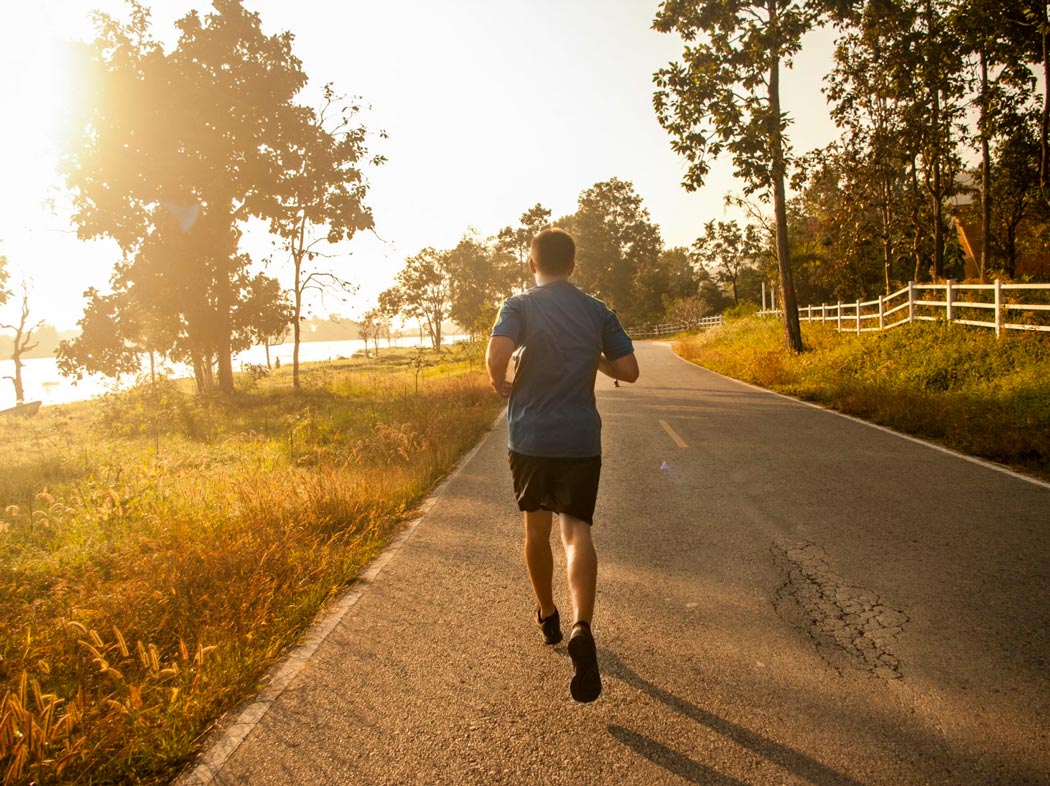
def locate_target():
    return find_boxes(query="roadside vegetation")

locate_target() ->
[0,346,502,785]
[674,317,1050,480]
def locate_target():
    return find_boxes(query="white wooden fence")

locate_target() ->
[762,280,1050,338]
[631,315,723,338]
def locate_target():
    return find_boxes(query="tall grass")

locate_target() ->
[674,317,1050,478]
[0,347,502,785]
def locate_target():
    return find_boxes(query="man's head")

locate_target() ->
[529,228,575,278]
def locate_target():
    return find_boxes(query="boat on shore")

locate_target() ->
[0,400,42,417]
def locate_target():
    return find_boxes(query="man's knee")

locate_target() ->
[559,514,593,546]
[524,510,553,540]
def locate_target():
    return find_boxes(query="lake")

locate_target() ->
[0,335,463,410]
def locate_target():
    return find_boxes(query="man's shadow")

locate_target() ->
[601,649,867,786]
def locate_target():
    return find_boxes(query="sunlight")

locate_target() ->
[0,7,95,230]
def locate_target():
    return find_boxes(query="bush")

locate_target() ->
[722,301,760,320]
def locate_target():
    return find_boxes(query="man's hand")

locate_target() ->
[486,335,516,398]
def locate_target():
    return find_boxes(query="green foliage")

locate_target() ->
[0,353,502,785]
[675,318,1050,476]
[722,302,760,320]
[60,0,352,393]
[653,0,810,351]
[564,178,663,325]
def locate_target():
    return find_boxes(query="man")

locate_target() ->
[486,227,639,703]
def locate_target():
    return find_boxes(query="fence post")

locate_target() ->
[837,301,842,332]
[908,281,915,324]
[856,298,862,335]
[878,294,885,330]
[821,303,827,324]
[995,278,1003,338]
[761,281,767,312]
[945,279,953,323]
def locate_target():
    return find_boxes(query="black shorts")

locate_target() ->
[508,451,602,525]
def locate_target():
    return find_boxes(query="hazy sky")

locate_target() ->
[0,1,838,331]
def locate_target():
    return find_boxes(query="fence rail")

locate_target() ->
[761,280,1050,337]
[631,315,723,339]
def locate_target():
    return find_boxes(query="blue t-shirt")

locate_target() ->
[491,279,634,458]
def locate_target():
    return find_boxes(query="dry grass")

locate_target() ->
[0,346,502,785]
[674,317,1050,479]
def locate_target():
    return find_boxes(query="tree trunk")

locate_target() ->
[979,49,992,281]
[12,357,24,404]
[292,217,306,391]
[767,0,804,353]
[1042,0,1050,195]
[192,353,206,394]
[931,88,945,280]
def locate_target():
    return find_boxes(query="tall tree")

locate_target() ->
[569,178,662,324]
[261,84,380,390]
[653,0,814,352]
[61,0,313,392]
[955,0,1037,280]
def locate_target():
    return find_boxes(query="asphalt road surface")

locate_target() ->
[182,341,1050,786]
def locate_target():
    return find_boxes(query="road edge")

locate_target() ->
[174,410,506,786]
[664,343,1050,492]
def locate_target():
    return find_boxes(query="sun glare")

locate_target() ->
[0,8,89,220]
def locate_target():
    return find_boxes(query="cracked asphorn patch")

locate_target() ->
[772,541,908,680]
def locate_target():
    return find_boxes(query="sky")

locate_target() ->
[0,0,839,331]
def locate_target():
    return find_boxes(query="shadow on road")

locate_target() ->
[602,650,868,786]
[608,725,749,785]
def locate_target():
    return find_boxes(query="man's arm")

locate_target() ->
[598,352,639,383]
[486,335,515,397]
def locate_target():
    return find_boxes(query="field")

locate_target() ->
[674,317,1050,480]
[0,345,504,785]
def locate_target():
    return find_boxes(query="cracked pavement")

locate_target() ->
[179,341,1050,786]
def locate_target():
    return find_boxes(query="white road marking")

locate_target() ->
[659,418,689,448]
[665,345,1050,492]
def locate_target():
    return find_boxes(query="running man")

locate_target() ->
[486,227,639,703]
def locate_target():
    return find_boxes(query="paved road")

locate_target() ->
[185,341,1050,786]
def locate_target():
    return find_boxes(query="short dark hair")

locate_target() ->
[531,228,575,275]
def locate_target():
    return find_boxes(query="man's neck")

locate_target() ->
[534,273,570,287]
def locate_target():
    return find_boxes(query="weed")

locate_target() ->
[0,346,502,785]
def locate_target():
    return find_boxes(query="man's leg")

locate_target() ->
[559,514,597,625]
[524,510,556,618]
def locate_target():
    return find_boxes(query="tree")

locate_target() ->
[447,234,516,341]
[653,0,814,352]
[1,280,42,405]
[568,178,662,324]
[261,84,380,389]
[239,274,292,370]
[357,309,382,358]
[385,248,453,350]
[496,204,552,291]
[61,0,315,392]
[990,115,1044,277]
[56,287,149,383]
[693,220,764,304]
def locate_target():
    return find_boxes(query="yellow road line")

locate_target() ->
[658,419,688,449]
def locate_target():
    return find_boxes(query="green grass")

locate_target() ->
[0,343,502,785]
[673,317,1050,479]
